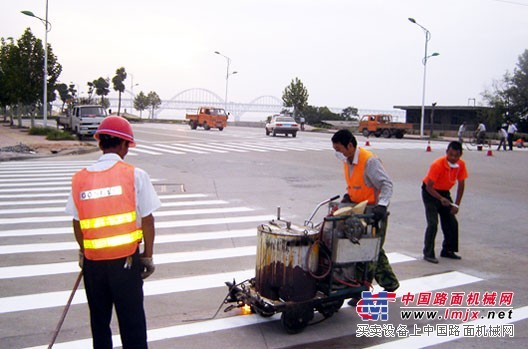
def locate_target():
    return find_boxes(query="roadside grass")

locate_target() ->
[29,126,75,140]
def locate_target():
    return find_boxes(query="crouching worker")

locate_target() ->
[331,129,400,306]
[66,116,161,349]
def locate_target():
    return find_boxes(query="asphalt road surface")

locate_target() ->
[1,123,527,348]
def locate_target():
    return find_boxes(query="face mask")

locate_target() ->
[448,161,459,169]
[335,151,347,162]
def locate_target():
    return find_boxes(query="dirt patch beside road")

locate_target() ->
[0,122,98,161]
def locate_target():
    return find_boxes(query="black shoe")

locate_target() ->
[383,282,400,292]
[347,298,359,307]
[424,256,439,264]
[441,251,462,260]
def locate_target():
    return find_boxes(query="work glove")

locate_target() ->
[372,205,387,223]
[140,257,155,279]
[78,250,84,269]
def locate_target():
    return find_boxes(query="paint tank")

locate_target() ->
[255,221,319,302]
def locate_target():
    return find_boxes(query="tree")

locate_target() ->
[86,81,95,104]
[93,77,110,106]
[342,106,359,120]
[303,105,342,125]
[68,83,77,102]
[133,91,149,118]
[482,49,528,132]
[0,28,61,127]
[147,91,161,119]
[56,83,71,112]
[282,77,309,119]
[112,67,127,115]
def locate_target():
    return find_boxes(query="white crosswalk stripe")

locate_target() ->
[1,160,523,349]
[125,139,454,157]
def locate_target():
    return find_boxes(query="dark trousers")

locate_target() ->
[508,133,514,151]
[497,137,507,150]
[83,249,147,349]
[422,185,459,258]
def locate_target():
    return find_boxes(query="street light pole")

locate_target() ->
[408,17,439,138]
[214,51,237,112]
[22,0,51,128]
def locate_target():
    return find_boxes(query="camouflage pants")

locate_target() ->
[356,211,399,290]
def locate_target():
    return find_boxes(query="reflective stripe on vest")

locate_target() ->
[80,211,137,230]
[72,161,140,261]
[344,147,376,204]
[84,229,143,250]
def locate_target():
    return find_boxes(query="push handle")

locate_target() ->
[305,195,341,226]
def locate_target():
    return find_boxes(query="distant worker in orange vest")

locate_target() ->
[66,116,161,348]
[331,129,399,303]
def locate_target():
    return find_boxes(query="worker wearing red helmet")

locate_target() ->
[66,115,160,348]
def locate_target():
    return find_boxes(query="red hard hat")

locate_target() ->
[94,116,135,147]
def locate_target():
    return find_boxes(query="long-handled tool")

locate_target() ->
[47,271,83,349]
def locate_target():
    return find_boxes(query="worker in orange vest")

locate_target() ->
[66,116,161,348]
[331,129,399,304]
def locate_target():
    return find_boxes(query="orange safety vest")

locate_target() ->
[72,161,142,261]
[344,147,376,204]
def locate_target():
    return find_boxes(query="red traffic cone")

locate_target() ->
[426,141,432,152]
[487,142,493,156]
[365,136,370,146]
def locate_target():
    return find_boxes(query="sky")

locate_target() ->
[1,0,528,116]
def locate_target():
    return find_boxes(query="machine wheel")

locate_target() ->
[280,305,314,334]
[362,128,370,137]
[203,122,210,130]
[382,129,391,138]
[316,299,344,318]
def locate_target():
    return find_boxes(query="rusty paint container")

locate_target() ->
[255,221,319,302]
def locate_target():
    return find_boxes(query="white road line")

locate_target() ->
[0,253,416,309]
[18,270,486,348]
[187,143,228,153]
[364,306,528,349]
[0,206,254,224]
[138,143,184,155]
[0,269,255,314]
[0,186,70,193]
[152,143,195,154]
[0,181,69,188]
[168,143,208,154]
[0,192,68,199]
[207,142,249,152]
[0,246,258,279]
[0,200,227,215]
[0,215,269,238]
[0,215,272,240]
[0,176,72,182]
[0,199,66,207]
[215,142,268,152]
[0,251,414,279]
[132,145,162,155]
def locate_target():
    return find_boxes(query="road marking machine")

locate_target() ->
[223,195,382,333]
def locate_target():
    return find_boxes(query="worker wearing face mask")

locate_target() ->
[331,129,399,301]
[422,141,468,264]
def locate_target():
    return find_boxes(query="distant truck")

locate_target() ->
[57,105,107,139]
[358,114,413,139]
[186,107,228,131]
